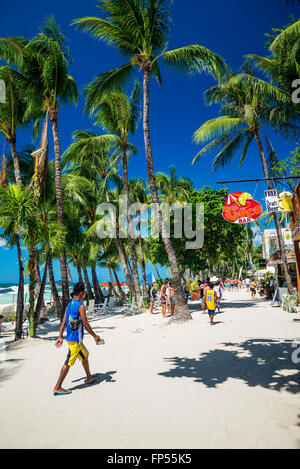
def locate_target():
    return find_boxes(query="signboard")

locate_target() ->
[265,189,280,213]
[259,259,267,268]
[283,230,293,249]
[222,192,262,224]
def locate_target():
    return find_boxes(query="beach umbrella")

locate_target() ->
[99,282,109,287]
[147,273,156,284]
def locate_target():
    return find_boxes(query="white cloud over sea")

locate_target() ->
[0,237,7,248]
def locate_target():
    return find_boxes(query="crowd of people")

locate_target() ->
[147,275,264,324]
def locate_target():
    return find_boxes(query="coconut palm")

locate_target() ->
[129,177,150,299]
[63,129,137,298]
[22,16,78,313]
[248,18,300,96]
[72,0,228,320]
[0,66,28,184]
[192,69,299,293]
[155,165,194,205]
[0,37,24,66]
[0,184,37,339]
[92,82,142,301]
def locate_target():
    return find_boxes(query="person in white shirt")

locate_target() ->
[213,281,222,313]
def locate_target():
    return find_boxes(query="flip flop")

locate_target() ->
[85,373,102,385]
[53,389,72,396]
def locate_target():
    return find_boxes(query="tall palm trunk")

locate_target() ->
[127,258,134,280]
[154,264,161,281]
[254,131,293,294]
[112,267,124,297]
[34,252,49,332]
[246,225,254,274]
[48,250,61,318]
[107,264,118,297]
[91,265,103,304]
[34,250,48,322]
[76,261,83,283]
[142,67,190,320]
[138,212,148,299]
[82,262,94,299]
[122,145,141,301]
[15,235,24,340]
[105,189,136,298]
[11,139,23,340]
[8,136,22,185]
[27,245,36,337]
[49,109,70,312]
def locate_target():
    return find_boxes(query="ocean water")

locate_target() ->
[0,283,54,306]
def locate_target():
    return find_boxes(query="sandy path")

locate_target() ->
[0,289,300,449]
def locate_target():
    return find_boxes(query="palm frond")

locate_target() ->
[163,44,228,82]
[193,116,244,143]
[84,63,134,114]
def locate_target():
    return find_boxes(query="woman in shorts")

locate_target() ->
[149,282,157,314]
[250,280,257,299]
[168,282,175,316]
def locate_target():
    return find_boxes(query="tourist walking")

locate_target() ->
[250,279,257,299]
[205,283,218,325]
[213,281,222,313]
[53,282,102,396]
[160,279,168,317]
[149,282,157,314]
[168,281,175,316]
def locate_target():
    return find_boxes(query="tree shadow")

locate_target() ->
[159,339,300,394]
[220,301,257,309]
[70,370,117,392]
[0,358,24,386]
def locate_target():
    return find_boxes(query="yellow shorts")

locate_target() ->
[65,341,89,367]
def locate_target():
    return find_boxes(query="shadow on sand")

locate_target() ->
[0,358,24,385]
[70,370,117,392]
[159,339,300,394]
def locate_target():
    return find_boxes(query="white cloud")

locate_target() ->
[0,237,7,248]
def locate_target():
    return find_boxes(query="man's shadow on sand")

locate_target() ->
[159,339,300,394]
[70,370,117,391]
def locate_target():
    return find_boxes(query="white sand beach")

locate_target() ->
[0,289,300,449]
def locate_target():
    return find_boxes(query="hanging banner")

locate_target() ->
[265,189,280,213]
[222,192,262,224]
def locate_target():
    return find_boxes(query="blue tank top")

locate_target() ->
[66,299,84,343]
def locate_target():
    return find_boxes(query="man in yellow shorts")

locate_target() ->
[205,283,218,326]
[53,282,101,396]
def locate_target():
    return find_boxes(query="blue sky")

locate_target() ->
[0,0,299,283]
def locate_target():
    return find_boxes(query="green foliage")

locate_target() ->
[148,188,245,273]
[271,143,300,191]
[5,311,16,322]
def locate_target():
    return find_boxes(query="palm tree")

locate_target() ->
[0,66,27,184]
[91,82,142,301]
[129,177,150,299]
[72,0,228,320]
[156,165,194,205]
[23,16,78,313]
[0,37,24,67]
[63,130,137,298]
[192,69,299,293]
[248,19,300,96]
[0,184,36,339]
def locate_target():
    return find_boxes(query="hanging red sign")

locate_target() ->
[222,192,262,224]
